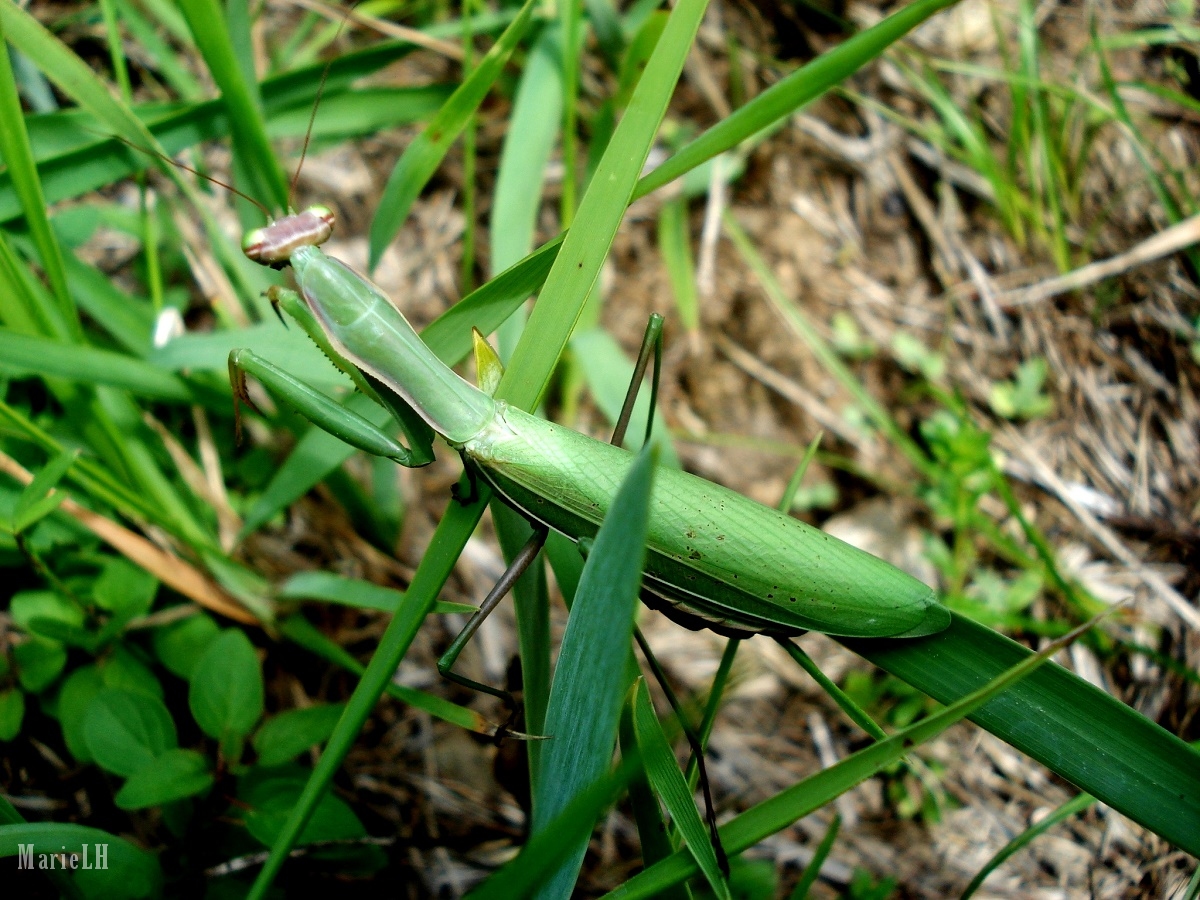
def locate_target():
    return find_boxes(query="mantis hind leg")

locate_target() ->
[436,523,549,740]
[612,313,731,877]
[610,312,665,447]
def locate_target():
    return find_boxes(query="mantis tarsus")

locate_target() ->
[228,203,951,874]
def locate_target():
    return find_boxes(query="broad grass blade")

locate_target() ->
[531,445,656,899]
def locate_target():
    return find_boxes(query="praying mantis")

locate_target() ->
[227,202,950,878]
[230,206,950,664]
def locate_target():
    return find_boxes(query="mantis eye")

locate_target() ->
[242,227,268,261]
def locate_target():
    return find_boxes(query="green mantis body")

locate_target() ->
[233,208,949,641]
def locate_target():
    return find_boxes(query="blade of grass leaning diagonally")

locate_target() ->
[604,616,1108,899]
[248,0,712,892]
[845,615,1200,856]
[0,1,270,308]
[634,0,962,199]
[175,0,288,210]
[0,43,427,222]
[959,792,1096,900]
[0,2,196,196]
[367,0,538,269]
[530,445,657,899]
[630,678,729,900]
[0,332,197,403]
[0,20,74,337]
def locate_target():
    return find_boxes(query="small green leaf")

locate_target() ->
[57,664,104,762]
[188,629,264,747]
[0,688,25,741]
[11,449,76,533]
[99,644,164,700]
[84,688,177,777]
[989,358,1054,420]
[252,704,347,768]
[891,331,945,381]
[115,749,213,809]
[152,612,220,680]
[240,768,366,848]
[0,823,162,899]
[93,557,158,618]
[10,589,84,637]
[13,638,66,692]
[831,312,875,359]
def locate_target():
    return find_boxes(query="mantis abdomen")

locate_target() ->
[466,403,948,639]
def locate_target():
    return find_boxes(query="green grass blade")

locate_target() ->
[491,25,563,276]
[489,22,563,359]
[497,0,709,412]
[788,814,840,899]
[0,330,195,402]
[0,18,76,340]
[0,1,173,177]
[0,399,182,534]
[246,493,491,899]
[633,0,960,201]
[368,0,538,269]
[422,237,564,362]
[656,197,699,333]
[0,227,56,336]
[583,0,624,68]
[0,0,265,308]
[532,445,656,899]
[631,678,729,900]
[112,0,203,100]
[723,211,934,474]
[0,44,422,223]
[267,85,452,141]
[174,0,287,210]
[1093,28,1200,273]
[960,792,1094,899]
[844,614,1200,855]
[59,250,153,356]
[618,693,682,879]
[559,0,581,224]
